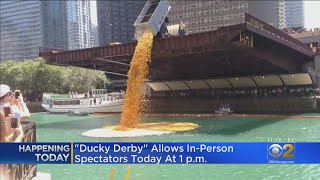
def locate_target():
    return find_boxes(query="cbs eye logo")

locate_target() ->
[268,144,294,159]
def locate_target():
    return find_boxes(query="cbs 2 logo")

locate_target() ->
[269,144,294,158]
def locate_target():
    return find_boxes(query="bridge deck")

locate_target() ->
[40,13,314,80]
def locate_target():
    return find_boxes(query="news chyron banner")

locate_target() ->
[0,142,320,164]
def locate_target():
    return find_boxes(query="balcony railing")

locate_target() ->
[0,121,37,180]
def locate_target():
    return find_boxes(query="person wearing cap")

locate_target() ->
[0,84,11,105]
[0,84,23,142]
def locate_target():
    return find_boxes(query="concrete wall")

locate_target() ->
[148,97,317,113]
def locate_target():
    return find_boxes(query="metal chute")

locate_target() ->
[133,0,171,40]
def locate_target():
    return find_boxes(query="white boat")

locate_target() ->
[215,105,233,115]
[41,89,125,113]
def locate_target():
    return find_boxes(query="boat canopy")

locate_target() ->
[147,73,313,91]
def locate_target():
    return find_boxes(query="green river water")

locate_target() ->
[30,113,320,180]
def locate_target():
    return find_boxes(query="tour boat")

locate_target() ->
[214,104,233,115]
[41,89,125,113]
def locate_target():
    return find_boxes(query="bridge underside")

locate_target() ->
[147,73,314,91]
[40,14,314,82]
[150,42,300,81]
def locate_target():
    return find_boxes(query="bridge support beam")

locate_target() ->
[315,55,320,88]
[111,79,127,90]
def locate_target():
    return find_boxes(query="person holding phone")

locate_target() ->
[0,120,9,180]
[0,111,6,142]
[10,90,30,121]
[0,84,23,142]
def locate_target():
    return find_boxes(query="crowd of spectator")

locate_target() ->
[283,26,320,34]
[0,84,30,143]
[283,26,320,50]
[151,86,315,99]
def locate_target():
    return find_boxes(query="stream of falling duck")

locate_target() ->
[104,31,198,134]
[118,31,153,129]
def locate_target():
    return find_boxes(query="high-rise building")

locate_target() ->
[0,1,42,61]
[41,1,69,49]
[248,0,304,29]
[285,0,304,28]
[168,0,248,34]
[247,1,280,27]
[90,24,99,48]
[0,0,68,62]
[167,0,304,34]
[67,1,79,50]
[67,0,92,50]
[97,0,146,46]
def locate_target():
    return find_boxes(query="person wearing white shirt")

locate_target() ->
[0,84,24,142]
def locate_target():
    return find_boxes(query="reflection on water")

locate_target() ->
[31,113,320,180]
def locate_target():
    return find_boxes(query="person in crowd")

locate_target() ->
[0,84,24,142]
[9,92,30,122]
[179,22,187,36]
[0,111,5,142]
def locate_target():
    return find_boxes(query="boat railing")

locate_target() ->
[0,121,37,180]
[44,91,126,101]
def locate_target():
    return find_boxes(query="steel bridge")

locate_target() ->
[40,13,314,82]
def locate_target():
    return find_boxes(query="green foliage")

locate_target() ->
[0,58,110,94]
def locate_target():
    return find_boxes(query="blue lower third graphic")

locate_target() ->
[1,142,320,164]
[0,143,71,164]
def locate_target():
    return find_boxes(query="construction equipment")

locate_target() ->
[167,22,188,36]
[134,0,171,40]
[167,24,180,36]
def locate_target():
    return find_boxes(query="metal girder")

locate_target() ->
[93,64,129,72]
[40,16,314,81]
[105,71,128,77]
[93,66,128,77]
[248,47,298,72]
[94,58,130,66]
[225,79,234,88]
[91,61,129,69]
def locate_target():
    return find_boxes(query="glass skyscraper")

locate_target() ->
[41,1,69,49]
[168,0,304,34]
[0,0,68,62]
[247,0,304,29]
[247,1,281,28]
[90,24,99,48]
[0,1,42,61]
[97,0,146,46]
[67,0,92,50]
[168,0,248,34]
[285,0,304,28]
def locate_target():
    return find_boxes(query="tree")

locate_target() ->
[0,58,110,95]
